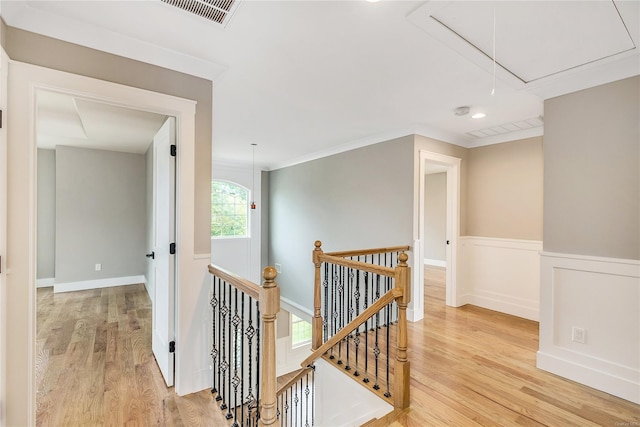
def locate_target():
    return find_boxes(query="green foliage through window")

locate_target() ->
[211,180,249,238]
[291,314,312,347]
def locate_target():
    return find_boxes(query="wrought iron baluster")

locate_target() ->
[330,264,338,359]
[287,388,291,427]
[256,300,262,425]
[304,370,311,427]
[211,276,219,395]
[323,263,329,344]
[337,265,344,365]
[246,294,257,425]
[345,267,354,371]
[373,274,381,391]
[363,270,370,384]
[354,259,361,377]
[240,292,246,427]
[311,366,315,427]
[226,283,233,420]
[385,297,392,398]
[219,281,229,410]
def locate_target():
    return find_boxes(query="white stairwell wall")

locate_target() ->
[314,359,393,427]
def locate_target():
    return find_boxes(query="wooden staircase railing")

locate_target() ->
[208,264,280,427]
[209,241,410,427]
[308,241,412,410]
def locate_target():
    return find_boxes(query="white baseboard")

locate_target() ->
[538,252,640,404]
[459,236,542,321]
[54,275,146,293]
[36,278,54,288]
[424,258,446,268]
[464,290,539,322]
[537,351,639,404]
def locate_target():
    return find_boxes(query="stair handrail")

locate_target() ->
[301,288,401,369]
[311,240,411,410]
[323,245,411,258]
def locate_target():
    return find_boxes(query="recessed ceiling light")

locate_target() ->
[472,112,486,119]
[366,0,381,2]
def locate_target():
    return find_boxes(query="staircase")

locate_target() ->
[207,241,411,426]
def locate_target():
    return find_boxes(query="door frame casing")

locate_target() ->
[6,61,201,426]
[413,150,461,321]
[0,46,9,427]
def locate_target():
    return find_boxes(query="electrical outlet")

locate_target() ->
[275,263,282,273]
[572,327,586,344]
[95,263,102,271]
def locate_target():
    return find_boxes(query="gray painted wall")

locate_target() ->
[55,146,147,283]
[37,149,56,279]
[544,76,639,260]
[424,172,446,261]
[269,136,415,309]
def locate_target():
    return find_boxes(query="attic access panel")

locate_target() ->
[409,1,636,85]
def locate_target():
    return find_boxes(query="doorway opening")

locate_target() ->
[7,61,200,425]
[34,89,178,395]
[414,150,461,321]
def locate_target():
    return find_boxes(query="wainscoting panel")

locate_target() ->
[537,252,640,404]
[459,236,542,321]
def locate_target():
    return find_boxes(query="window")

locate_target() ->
[291,314,312,348]
[211,180,249,238]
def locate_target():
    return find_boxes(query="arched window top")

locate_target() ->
[211,179,250,238]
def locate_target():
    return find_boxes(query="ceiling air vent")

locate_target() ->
[161,0,240,26]
[466,116,544,139]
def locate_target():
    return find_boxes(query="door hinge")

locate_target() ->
[170,144,176,157]
[170,243,176,255]
[0,110,3,129]
[169,340,175,353]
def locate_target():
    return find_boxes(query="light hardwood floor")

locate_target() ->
[36,284,229,426]
[389,267,640,426]
[36,270,640,426]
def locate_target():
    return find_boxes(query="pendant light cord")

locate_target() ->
[491,5,496,96]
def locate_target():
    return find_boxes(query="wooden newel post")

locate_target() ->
[312,240,323,351]
[259,266,280,427]
[394,252,411,409]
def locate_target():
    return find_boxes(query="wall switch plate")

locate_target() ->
[275,263,282,273]
[95,263,102,271]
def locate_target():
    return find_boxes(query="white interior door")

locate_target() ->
[151,117,176,387]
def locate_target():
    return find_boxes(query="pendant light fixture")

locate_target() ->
[250,143,257,210]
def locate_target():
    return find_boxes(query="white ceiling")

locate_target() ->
[4,0,638,169]
[37,90,167,154]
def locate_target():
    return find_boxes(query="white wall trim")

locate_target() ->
[7,60,202,425]
[424,258,446,268]
[280,296,313,321]
[36,278,54,288]
[541,251,640,266]
[537,252,640,404]
[53,275,146,293]
[459,236,542,321]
